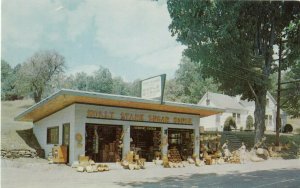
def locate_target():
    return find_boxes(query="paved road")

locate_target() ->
[119,168,300,188]
[2,158,300,188]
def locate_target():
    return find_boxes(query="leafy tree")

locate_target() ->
[175,57,219,103]
[127,79,141,97]
[17,50,66,103]
[1,60,22,100]
[281,61,300,118]
[88,66,113,93]
[223,116,236,131]
[112,76,129,95]
[164,78,187,102]
[74,72,89,91]
[164,57,219,103]
[246,115,254,130]
[168,1,300,143]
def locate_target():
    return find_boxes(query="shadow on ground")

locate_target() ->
[116,168,300,188]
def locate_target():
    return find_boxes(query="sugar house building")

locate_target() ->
[15,89,223,164]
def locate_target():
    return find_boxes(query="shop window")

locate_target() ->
[47,127,59,144]
[85,124,122,163]
[168,128,193,161]
[130,126,161,162]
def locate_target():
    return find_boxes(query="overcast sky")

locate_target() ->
[1,0,185,81]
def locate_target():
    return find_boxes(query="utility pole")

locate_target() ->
[275,37,283,147]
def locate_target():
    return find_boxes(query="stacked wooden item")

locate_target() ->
[101,141,121,162]
[75,156,109,173]
[101,129,122,162]
[163,148,184,168]
[227,150,241,164]
[121,151,146,170]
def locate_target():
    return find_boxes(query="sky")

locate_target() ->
[1,0,185,81]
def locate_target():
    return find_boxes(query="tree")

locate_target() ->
[127,79,141,97]
[281,61,300,118]
[17,50,66,103]
[88,66,113,93]
[175,56,219,103]
[1,60,22,100]
[112,76,129,95]
[74,72,89,91]
[168,1,300,144]
[164,78,186,102]
[246,115,254,130]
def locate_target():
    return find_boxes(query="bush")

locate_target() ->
[246,115,254,130]
[283,124,293,133]
[223,116,236,131]
[240,126,244,131]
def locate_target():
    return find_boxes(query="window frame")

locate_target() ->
[47,126,59,144]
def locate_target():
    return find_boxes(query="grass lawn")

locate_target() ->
[234,131,300,159]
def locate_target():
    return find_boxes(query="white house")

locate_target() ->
[198,91,287,132]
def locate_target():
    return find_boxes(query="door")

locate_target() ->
[62,123,70,163]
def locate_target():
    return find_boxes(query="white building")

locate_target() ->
[15,89,223,164]
[198,91,287,132]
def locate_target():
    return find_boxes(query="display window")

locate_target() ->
[130,126,161,162]
[168,128,194,160]
[85,124,122,162]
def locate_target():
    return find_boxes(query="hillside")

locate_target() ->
[1,99,40,151]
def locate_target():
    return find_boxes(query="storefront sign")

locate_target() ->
[141,74,166,104]
[87,110,193,125]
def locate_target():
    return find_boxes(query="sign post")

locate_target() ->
[140,74,166,104]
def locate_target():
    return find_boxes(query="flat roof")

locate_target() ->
[15,89,224,122]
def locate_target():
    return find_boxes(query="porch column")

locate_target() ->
[194,126,200,157]
[122,123,131,159]
[161,127,168,157]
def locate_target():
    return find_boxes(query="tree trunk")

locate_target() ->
[254,89,267,144]
[33,88,43,103]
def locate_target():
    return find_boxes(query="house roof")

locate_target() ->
[199,92,245,110]
[198,91,286,115]
[15,89,224,122]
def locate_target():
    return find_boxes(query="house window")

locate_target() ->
[266,98,269,107]
[264,115,272,126]
[232,113,241,124]
[237,113,241,124]
[206,99,210,106]
[47,127,59,144]
[216,114,221,124]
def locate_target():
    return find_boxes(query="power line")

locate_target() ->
[230,64,268,78]
[281,79,300,85]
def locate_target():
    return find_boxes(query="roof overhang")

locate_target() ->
[15,89,225,122]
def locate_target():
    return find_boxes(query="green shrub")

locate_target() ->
[223,116,236,131]
[246,115,254,130]
[283,124,293,133]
